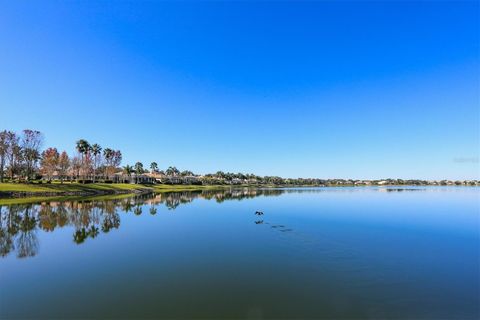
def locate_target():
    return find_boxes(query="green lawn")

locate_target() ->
[0,182,240,197]
[0,182,238,205]
[0,182,153,193]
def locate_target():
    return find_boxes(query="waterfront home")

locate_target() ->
[114,172,156,184]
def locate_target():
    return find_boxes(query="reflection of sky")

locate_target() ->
[269,187,480,237]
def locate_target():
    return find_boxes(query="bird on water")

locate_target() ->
[255,211,264,215]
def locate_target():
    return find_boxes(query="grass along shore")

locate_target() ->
[0,182,233,199]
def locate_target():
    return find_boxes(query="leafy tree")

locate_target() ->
[58,151,70,183]
[41,147,59,181]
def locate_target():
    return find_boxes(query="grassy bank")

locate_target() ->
[0,182,235,202]
[0,182,152,194]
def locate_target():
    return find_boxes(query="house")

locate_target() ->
[114,172,155,184]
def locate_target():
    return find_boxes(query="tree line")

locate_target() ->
[0,129,124,183]
[1,129,478,186]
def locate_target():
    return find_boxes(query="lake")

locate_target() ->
[1,187,479,319]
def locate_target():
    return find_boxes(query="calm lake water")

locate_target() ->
[1,187,479,319]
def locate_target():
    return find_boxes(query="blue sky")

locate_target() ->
[1,1,478,179]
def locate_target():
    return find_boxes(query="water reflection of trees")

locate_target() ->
[147,188,284,210]
[0,188,287,259]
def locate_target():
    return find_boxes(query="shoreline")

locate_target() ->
[0,183,235,199]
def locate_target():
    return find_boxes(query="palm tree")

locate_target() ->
[123,165,133,183]
[75,139,90,156]
[102,148,114,179]
[75,139,90,180]
[180,170,194,177]
[91,143,102,183]
[134,162,144,184]
[166,166,179,176]
[150,162,158,173]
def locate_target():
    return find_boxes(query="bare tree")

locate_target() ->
[21,130,43,181]
[2,131,20,182]
[0,131,8,182]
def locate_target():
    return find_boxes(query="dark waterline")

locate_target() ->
[1,187,479,319]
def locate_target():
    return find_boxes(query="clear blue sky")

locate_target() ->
[1,1,478,180]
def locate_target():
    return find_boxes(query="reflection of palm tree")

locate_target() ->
[73,228,88,244]
[133,206,142,216]
[120,199,133,213]
[89,226,99,238]
[149,206,157,215]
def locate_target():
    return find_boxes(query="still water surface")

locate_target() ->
[1,187,479,319]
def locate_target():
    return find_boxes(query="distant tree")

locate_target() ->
[166,166,179,176]
[104,149,122,179]
[91,143,102,183]
[57,151,70,183]
[71,155,82,180]
[112,150,122,169]
[180,170,194,177]
[150,162,158,173]
[41,147,59,181]
[134,162,144,183]
[123,165,133,182]
[21,130,43,181]
[6,132,20,181]
[75,139,91,180]
[0,131,8,182]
